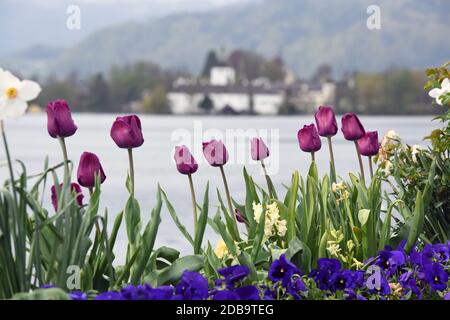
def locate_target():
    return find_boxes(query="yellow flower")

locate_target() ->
[329,229,344,243]
[214,240,229,259]
[346,240,355,252]
[389,283,403,297]
[332,182,344,193]
[352,258,364,270]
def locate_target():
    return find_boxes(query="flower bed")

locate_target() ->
[1,64,449,301]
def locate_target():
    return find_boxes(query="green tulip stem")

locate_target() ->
[368,156,374,179]
[260,159,272,198]
[0,120,18,206]
[128,148,135,196]
[327,136,336,172]
[311,152,315,162]
[58,137,70,182]
[219,165,235,220]
[354,141,366,183]
[188,173,198,232]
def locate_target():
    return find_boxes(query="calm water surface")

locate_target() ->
[0,114,439,262]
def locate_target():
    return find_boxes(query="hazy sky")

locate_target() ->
[0,0,255,54]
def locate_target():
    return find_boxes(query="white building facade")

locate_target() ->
[168,66,284,115]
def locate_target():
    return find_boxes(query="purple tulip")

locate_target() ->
[202,140,229,167]
[51,183,83,211]
[235,208,247,224]
[341,113,365,141]
[174,145,198,175]
[46,99,78,138]
[315,106,338,137]
[77,152,106,188]
[250,137,269,161]
[357,131,380,157]
[297,124,322,153]
[110,115,144,149]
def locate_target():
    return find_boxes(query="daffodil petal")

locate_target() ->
[18,80,41,101]
[429,88,442,98]
[0,71,20,91]
[4,98,28,119]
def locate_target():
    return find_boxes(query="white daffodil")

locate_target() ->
[429,78,450,105]
[0,69,41,120]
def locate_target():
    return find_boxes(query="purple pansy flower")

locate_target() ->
[175,270,209,300]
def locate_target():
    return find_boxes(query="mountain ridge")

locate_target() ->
[2,0,449,78]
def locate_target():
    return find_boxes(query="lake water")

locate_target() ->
[0,114,440,262]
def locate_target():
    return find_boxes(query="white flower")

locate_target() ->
[326,242,341,257]
[410,144,422,163]
[253,202,263,222]
[429,78,450,105]
[384,160,393,176]
[276,219,287,237]
[0,69,41,120]
[266,202,280,223]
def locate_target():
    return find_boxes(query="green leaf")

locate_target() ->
[358,209,370,227]
[130,188,162,284]
[285,237,311,272]
[405,191,424,253]
[194,183,209,254]
[161,188,194,246]
[213,211,237,257]
[124,196,141,245]
[287,171,299,242]
[156,255,204,286]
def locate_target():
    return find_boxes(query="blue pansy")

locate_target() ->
[423,244,450,264]
[375,247,406,276]
[213,290,240,300]
[423,262,448,291]
[69,290,88,300]
[269,254,301,287]
[175,270,209,300]
[235,285,260,300]
[217,265,250,288]
[94,291,123,300]
[309,258,341,290]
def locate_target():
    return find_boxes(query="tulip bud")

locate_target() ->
[110,115,144,149]
[77,152,106,188]
[250,137,269,161]
[297,124,322,152]
[202,140,229,167]
[51,183,84,211]
[235,208,247,224]
[46,99,78,138]
[341,113,365,141]
[314,106,338,137]
[174,145,198,175]
[357,131,380,157]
